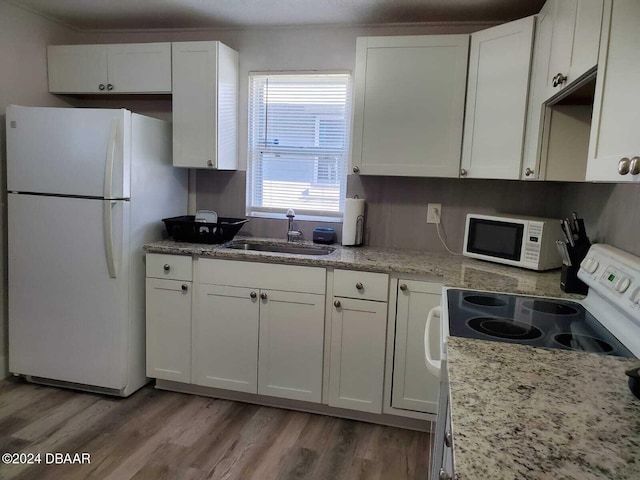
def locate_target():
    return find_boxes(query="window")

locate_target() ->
[247,73,352,220]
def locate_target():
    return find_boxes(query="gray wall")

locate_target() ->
[0,1,79,377]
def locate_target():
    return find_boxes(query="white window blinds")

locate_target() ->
[247,73,351,220]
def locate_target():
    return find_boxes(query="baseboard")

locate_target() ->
[0,355,7,380]
[156,379,433,432]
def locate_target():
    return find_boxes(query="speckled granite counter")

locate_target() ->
[144,238,581,299]
[447,337,640,480]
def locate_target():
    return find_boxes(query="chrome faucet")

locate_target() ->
[286,208,302,242]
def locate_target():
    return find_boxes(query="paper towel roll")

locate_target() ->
[342,198,365,246]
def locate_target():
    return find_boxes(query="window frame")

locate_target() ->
[246,71,352,222]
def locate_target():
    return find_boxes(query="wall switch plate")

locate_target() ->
[427,203,441,224]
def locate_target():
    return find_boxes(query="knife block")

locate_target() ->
[561,264,588,295]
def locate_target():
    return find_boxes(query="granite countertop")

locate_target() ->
[447,337,640,480]
[144,237,582,299]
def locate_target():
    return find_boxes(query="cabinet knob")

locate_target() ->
[552,73,567,87]
[334,300,341,308]
[525,167,534,177]
[163,264,171,272]
[618,157,631,175]
[260,292,267,300]
[207,160,213,167]
[460,168,467,177]
[399,283,408,291]
[355,282,364,290]
[250,291,257,299]
[107,83,114,91]
[630,157,640,175]
[98,83,106,91]
[438,469,452,480]
[181,284,188,292]
[352,166,360,174]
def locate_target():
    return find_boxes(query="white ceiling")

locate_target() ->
[13,0,544,30]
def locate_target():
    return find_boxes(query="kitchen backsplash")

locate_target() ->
[196,171,566,252]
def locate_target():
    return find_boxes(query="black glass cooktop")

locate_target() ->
[447,289,634,357]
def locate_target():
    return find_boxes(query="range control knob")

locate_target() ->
[581,258,599,274]
[631,288,640,304]
[616,277,631,293]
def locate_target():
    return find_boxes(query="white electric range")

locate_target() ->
[429,244,640,480]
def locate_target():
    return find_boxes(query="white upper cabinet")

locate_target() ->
[47,43,172,94]
[522,0,605,180]
[172,41,238,170]
[586,0,640,182]
[548,0,605,95]
[351,35,469,177]
[460,16,535,179]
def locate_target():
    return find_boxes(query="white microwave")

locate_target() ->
[463,213,564,271]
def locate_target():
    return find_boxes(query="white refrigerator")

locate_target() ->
[6,105,187,396]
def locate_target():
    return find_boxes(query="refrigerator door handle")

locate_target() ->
[103,200,117,278]
[104,119,120,199]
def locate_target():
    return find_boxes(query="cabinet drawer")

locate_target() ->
[146,253,192,281]
[333,270,388,301]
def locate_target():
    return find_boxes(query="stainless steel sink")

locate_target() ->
[225,241,334,256]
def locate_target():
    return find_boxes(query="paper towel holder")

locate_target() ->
[355,215,364,246]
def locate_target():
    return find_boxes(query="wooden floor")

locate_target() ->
[0,379,432,480]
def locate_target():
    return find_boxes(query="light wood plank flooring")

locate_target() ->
[0,379,431,479]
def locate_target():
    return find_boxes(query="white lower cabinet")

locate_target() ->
[258,290,325,402]
[192,284,259,393]
[145,278,192,383]
[392,280,441,414]
[145,254,193,383]
[328,297,388,414]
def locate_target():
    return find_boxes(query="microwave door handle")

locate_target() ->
[425,306,442,377]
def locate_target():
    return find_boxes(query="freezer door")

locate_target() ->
[8,194,131,390]
[6,105,130,199]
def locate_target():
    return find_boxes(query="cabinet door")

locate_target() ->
[461,16,535,179]
[47,45,108,93]
[392,281,441,413]
[351,35,469,177]
[172,41,238,170]
[258,290,325,403]
[549,0,604,91]
[192,284,259,393]
[145,278,192,383]
[328,298,387,413]
[106,43,171,93]
[587,0,640,182]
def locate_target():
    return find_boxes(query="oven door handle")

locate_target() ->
[425,306,442,377]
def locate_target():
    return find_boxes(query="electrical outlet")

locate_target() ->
[427,203,441,224]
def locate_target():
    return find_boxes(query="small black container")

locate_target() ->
[313,227,336,245]
[561,264,589,295]
[163,216,248,244]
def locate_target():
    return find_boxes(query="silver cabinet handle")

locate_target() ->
[107,83,114,91]
[260,292,267,300]
[250,291,257,299]
[99,84,106,91]
[207,160,213,167]
[355,282,364,290]
[552,73,567,87]
[399,283,408,291]
[618,157,631,175]
[460,168,467,177]
[630,157,640,175]
[163,264,171,272]
[181,284,188,292]
[525,167,534,177]
[334,300,341,308]
[445,430,452,447]
[352,166,360,174]
[439,469,452,480]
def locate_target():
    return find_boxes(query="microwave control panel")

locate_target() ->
[521,222,542,264]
